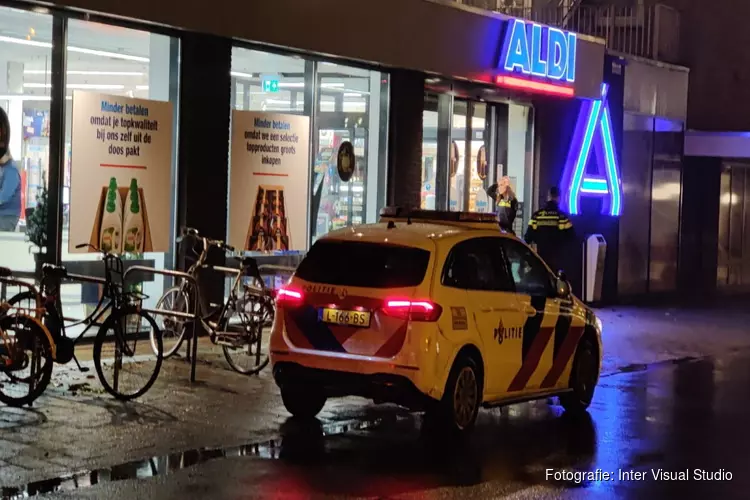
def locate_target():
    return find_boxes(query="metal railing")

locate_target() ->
[455,1,682,64]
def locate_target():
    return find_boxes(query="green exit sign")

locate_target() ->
[262,78,279,93]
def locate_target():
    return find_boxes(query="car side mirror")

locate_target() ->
[555,270,571,298]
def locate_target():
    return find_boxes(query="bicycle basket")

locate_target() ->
[103,254,125,299]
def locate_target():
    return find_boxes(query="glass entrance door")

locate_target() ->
[448,100,493,212]
[420,93,534,217]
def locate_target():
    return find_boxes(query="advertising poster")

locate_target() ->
[229,111,311,253]
[69,91,173,254]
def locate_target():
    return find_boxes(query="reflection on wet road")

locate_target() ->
[19,352,750,499]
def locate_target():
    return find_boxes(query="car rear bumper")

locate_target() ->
[273,361,437,410]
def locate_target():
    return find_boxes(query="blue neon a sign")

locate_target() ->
[501,19,577,83]
[560,83,623,217]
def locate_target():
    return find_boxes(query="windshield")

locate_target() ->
[295,240,430,288]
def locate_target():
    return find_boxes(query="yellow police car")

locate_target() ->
[270,207,603,433]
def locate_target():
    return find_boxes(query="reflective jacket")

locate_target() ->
[486,184,518,232]
[524,201,575,272]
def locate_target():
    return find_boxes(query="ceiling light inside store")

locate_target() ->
[23,83,125,90]
[0,35,149,62]
[24,70,145,76]
[136,85,149,90]
[0,95,72,101]
[231,71,253,78]
[344,92,361,97]
[68,46,149,62]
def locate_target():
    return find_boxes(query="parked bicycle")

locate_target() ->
[5,245,164,400]
[149,228,272,375]
[0,267,54,407]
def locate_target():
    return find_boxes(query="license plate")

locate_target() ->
[320,308,371,328]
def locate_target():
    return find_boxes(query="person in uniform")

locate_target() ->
[486,176,518,233]
[524,186,575,273]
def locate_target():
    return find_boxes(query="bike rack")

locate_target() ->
[122,263,294,383]
[257,264,296,290]
[123,266,202,383]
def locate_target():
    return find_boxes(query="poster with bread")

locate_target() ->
[229,111,310,252]
[69,91,173,254]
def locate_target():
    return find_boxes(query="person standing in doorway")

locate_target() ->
[486,175,518,233]
[524,186,575,273]
[0,108,21,232]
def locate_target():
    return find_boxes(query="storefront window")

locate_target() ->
[421,95,438,209]
[231,48,305,113]
[0,7,53,272]
[469,103,490,213]
[507,103,534,230]
[312,63,387,241]
[61,19,178,321]
[449,100,468,212]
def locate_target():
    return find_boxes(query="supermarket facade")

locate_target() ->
[0,0,681,303]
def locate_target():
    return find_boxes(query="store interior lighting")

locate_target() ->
[25,69,145,76]
[0,34,149,62]
[24,83,126,90]
[3,27,373,115]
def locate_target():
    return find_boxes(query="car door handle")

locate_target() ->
[479,307,493,313]
[523,306,537,316]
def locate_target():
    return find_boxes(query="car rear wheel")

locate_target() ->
[560,337,598,414]
[280,385,327,419]
[427,354,481,435]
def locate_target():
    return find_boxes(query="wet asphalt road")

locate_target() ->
[18,350,750,499]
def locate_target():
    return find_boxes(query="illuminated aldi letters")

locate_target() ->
[500,18,577,84]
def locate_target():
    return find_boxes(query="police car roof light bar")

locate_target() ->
[379,207,498,224]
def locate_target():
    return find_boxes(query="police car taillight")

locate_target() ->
[277,287,304,306]
[383,299,442,322]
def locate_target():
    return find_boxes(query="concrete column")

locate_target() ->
[386,70,424,209]
[1,60,25,159]
[148,34,171,101]
[365,71,381,223]
[0,61,8,94]
[176,33,231,308]
[8,98,23,160]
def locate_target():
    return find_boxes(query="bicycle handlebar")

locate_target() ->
[179,230,235,255]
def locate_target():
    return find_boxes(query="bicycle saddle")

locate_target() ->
[0,267,12,278]
[42,263,68,279]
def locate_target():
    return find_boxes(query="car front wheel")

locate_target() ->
[560,337,598,414]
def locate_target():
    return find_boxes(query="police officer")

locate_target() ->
[486,175,518,233]
[524,186,574,273]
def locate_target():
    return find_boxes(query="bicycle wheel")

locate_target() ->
[6,291,39,317]
[93,308,163,400]
[0,314,54,407]
[6,291,74,364]
[150,286,190,358]
[221,304,269,376]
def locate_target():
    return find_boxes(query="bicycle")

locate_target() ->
[5,244,164,400]
[149,228,272,375]
[0,267,54,407]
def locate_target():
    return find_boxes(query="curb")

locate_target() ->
[600,355,703,379]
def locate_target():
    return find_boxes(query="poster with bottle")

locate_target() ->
[228,111,310,253]
[68,91,173,254]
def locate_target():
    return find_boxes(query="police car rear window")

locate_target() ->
[295,240,430,288]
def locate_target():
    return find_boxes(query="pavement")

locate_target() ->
[34,349,750,499]
[1,303,749,497]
